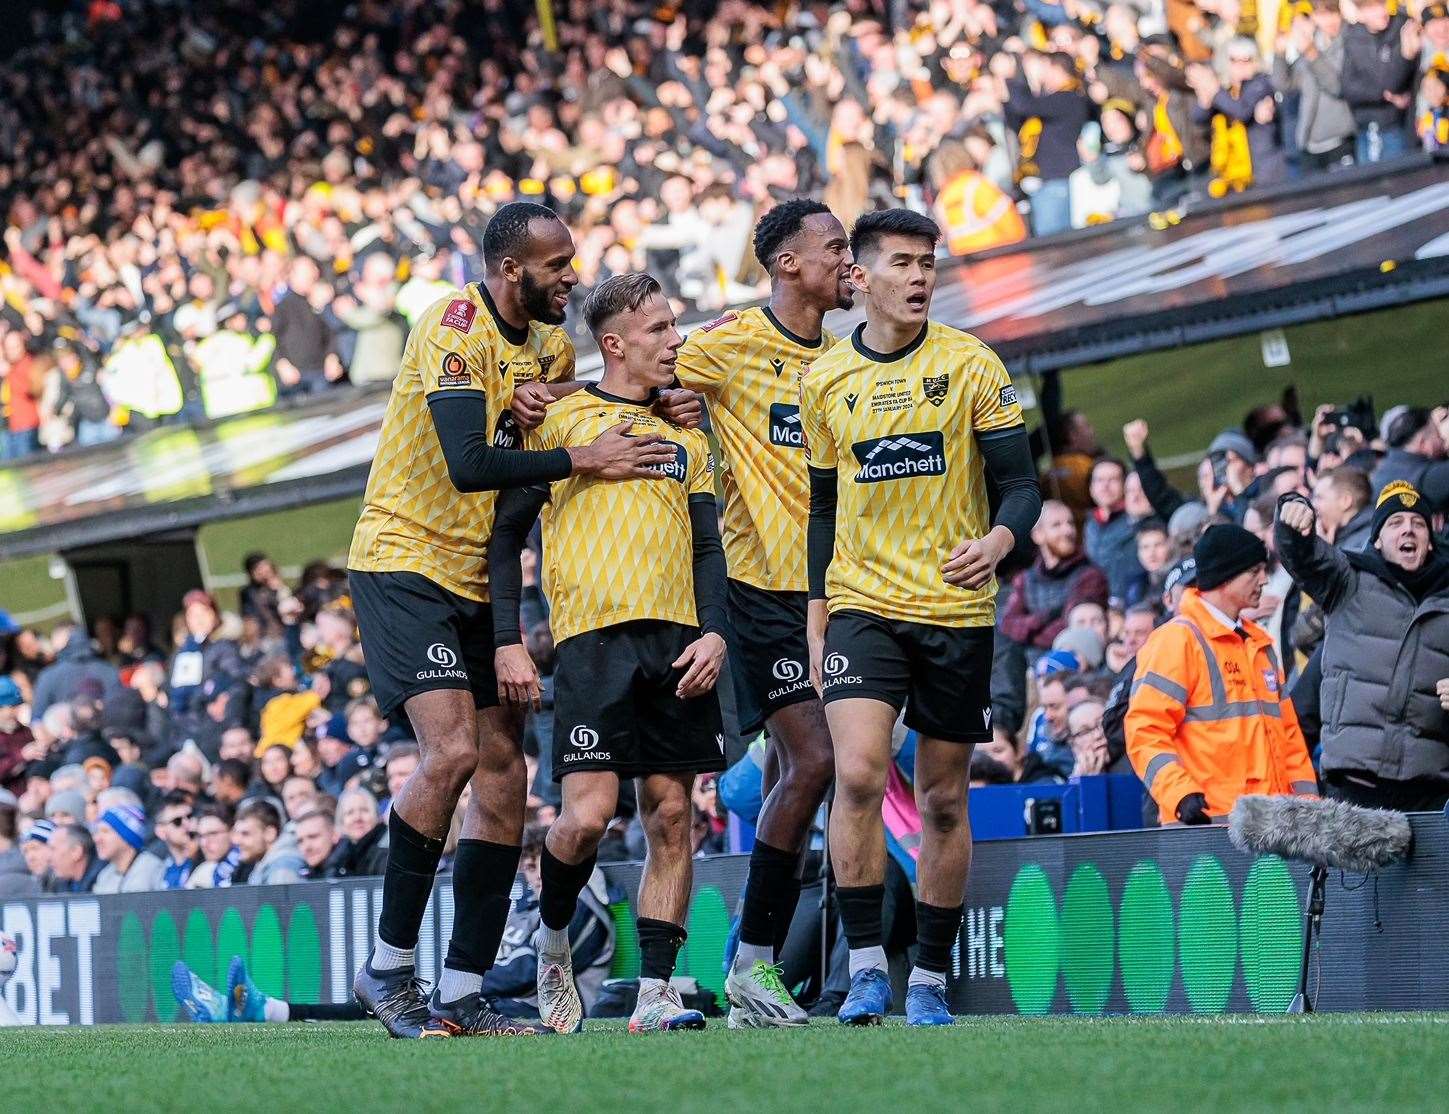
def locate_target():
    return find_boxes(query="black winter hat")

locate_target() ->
[1192,524,1268,591]
[1370,480,1435,548]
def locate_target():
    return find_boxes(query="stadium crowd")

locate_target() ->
[1,385,1445,899]
[4,0,1449,459]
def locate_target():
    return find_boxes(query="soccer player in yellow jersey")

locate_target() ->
[488,273,729,1034]
[674,199,853,1027]
[346,203,680,1039]
[800,209,1041,1027]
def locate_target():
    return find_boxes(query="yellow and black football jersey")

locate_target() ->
[675,307,836,594]
[524,386,715,642]
[348,282,575,601]
[800,321,1024,627]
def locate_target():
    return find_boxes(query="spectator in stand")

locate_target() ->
[1188,40,1287,196]
[1123,419,1188,523]
[1372,407,1449,512]
[255,745,294,800]
[154,791,199,889]
[326,788,389,878]
[1085,458,1144,607]
[1204,429,1261,523]
[187,805,239,889]
[210,759,251,810]
[0,678,32,795]
[294,809,339,879]
[0,798,38,897]
[1026,655,1080,781]
[1274,0,1358,173]
[231,799,304,886]
[92,803,166,894]
[20,819,54,891]
[239,553,290,641]
[46,822,103,893]
[1126,524,1317,824]
[168,591,243,729]
[1312,465,1375,551]
[1002,51,1094,236]
[1001,501,1112,664]
[1,332,42,461]
[1341,0,1420,163]
[31,623,122,719]
[1067,699,1131,777]
[271,256,343,398]
[315,720,370,798]
[1277,483,1449,810]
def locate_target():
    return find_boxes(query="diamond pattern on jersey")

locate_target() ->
[675,307,837,593]
[528,393,712,642]
[799,322,1023,626]
[348,284,574,601]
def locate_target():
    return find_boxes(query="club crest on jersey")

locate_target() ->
[538,354,558,377]
[437,352,471,388]
[440,299,476,333]
[769,403,804,448]
[645,441,689,483]
[494,411,520,449]
[923,374,949,407]
[851,431,947,483]
[770,357,785,377]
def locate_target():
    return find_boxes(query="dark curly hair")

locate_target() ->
[752,198,833,274]
[849,208,940,264]
[482,201,563,268]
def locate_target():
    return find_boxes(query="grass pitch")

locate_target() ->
[11,1014,1449,1113]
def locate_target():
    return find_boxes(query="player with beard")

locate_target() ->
[673,199,854,1027]
[801,209,1040,1026]
[348,202,682,1038]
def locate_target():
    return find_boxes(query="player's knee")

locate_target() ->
[834,761,885,813]
[791,743,835,794]
[918,783,967,834]
[419,734,477,791]
[644,792,690,846]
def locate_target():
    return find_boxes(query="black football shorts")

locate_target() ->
[552,620,727,780]
[820,608,994,744]
[725,579,816,737]
[349,569,498,719]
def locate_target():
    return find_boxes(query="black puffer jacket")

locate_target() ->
[1277,523,1449,784]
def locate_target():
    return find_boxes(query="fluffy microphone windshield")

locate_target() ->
[1229,795,1412,874]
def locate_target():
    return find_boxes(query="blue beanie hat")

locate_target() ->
[23,819,55,845]
[0,676,22,707]
[1034,649,1081,679]
[99,804,148,852]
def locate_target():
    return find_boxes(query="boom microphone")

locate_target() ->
[1228,794,1412,874]
[1229,794,1412,1014]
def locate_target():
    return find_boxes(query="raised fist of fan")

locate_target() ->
[1278,498,1315,537]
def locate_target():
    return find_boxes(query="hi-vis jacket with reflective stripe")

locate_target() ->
[1126,588,1317,820]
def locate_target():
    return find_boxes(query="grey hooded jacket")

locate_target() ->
[1277,524,1449,783]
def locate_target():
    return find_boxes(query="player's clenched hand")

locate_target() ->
[807,599,828,696]
[495,644,542,710]
[568,421,676,478]
[673,632,726,699]
[654,387,704,429]
[510,381,553,430]
[942,525,1013,589]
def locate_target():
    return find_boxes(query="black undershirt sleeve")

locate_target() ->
[689,494,728,639]
[427,392,573,493]
[489,484,550,647]
[976,425,1042,548]
[807,465,838,601]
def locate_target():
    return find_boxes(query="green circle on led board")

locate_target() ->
[609,902,640,979]
[116,912,149,1023]
[1060,864,1114,1014]
[251,905,286,998]
[1003,864,1060,1015]
[148,911,181,1023]
[1239,856,1301,1013]
[1118,861,1174,1013]
[181,908,215,989]
[215,906,250,981]
[286,905,323,1004]
[1178,855,1237,1013]
[683,886,730,998]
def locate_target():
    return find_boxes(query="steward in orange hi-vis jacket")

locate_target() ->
[1126,525,1317,823]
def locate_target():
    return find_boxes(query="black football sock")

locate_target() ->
[375,810,445,958]
[913,901,965,980]
[539,843,597,932]
[441,839,521,987]
[637,918,687,982]
[737,839,801,956]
